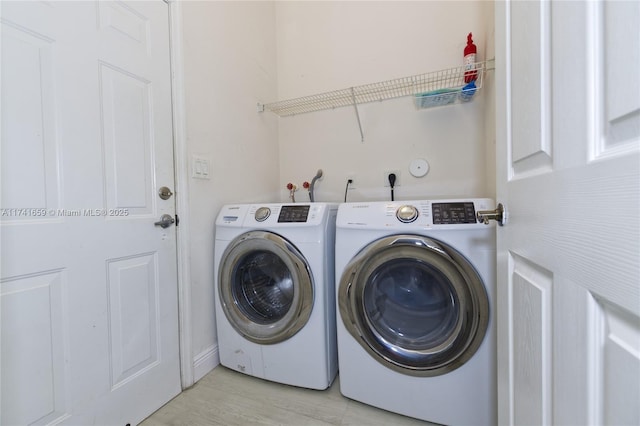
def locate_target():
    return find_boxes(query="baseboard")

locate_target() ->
[193,344,220,383]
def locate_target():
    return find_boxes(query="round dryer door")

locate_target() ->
[338,234,489,377]
[218,231,314,344]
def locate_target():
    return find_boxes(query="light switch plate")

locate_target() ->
[192,156,211,180]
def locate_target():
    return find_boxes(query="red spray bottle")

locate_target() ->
[464,32,477,83]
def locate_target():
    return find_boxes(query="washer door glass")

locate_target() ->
[339,234,488,376]
[232,250,294,324]
[219,231,314,344]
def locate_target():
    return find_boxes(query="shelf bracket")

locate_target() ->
[350,87,364,142]
[485,58,496,71]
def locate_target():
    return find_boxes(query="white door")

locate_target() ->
[495,1,639,425]
[1,1,181,425]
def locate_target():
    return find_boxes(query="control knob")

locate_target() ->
[254,207,271,222]
[396,205,418,223]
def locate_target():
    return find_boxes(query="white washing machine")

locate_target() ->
[214,203,338,390]
[335,199,496,425]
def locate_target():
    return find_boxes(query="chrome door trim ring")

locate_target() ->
[219,230,314,344]
[338,234,489,377]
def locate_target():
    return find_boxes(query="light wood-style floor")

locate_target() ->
[141,366,436,426]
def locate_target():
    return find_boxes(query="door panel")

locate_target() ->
[100,62,154,213]
[0,2,180,425]
[496,1,640,424]
[509,0,551,173]
[509,254,552,425]
[1,271,69,425]
[601,1,639,151]
[98,1,150,49]
[107,253,160,388]
[1,21,59,217]
[602,303,640,424]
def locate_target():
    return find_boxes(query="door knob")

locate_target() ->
[154,214,175,228]
[477,203,507,226]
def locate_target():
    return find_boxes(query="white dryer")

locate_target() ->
[335,199,496,425]
[214,203,338,390]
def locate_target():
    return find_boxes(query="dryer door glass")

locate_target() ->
[339,234,489,377]
[363,258,459,350]
[219,231,314,344]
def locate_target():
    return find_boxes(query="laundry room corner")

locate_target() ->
[176,0,497,387]
[177,1,280,384]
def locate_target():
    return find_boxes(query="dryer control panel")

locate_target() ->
[431,202,477,224]
[336,198,495,230]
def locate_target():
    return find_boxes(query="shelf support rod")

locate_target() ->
[350,87,364,142]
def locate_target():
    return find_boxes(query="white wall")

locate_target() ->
[180,1,279,379]
[275,1,495,203]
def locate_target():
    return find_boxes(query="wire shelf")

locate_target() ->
[260,60,489,117]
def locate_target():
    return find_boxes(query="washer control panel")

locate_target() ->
[217,203,337,228]
[278,205,310,223]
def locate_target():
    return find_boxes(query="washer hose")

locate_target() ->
[309,169,323,202]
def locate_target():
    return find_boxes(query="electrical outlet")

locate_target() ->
[347,173,357,189]
[383,170,401,187]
